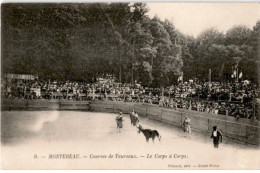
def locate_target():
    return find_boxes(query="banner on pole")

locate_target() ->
[5,74,36,80]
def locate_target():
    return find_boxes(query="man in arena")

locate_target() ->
[211,126,223,148]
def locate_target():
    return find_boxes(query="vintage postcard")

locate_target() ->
[1,2,260,170]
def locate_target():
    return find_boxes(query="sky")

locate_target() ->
[146,3,260,37]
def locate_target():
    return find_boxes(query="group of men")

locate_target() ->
[115,109,139,133]
[116,111,222,148]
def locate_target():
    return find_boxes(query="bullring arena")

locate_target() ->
[1,99,260,169]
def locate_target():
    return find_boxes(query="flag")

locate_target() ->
[178,75,183,82]
[239,72,243,79]
[233,70,237,77]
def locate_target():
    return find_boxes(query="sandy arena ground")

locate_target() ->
[1,111,260,169]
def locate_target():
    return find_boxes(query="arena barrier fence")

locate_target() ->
[2,98,259,145]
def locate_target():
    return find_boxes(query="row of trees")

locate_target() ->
[2,3,260,86]
[187,23,260,84]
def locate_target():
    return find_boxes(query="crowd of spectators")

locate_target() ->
[2,76,259,120]
[159,81,258,120]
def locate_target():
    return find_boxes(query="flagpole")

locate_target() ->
[253,91,256,120]
[236,66,238,82]
[182,72,183,84]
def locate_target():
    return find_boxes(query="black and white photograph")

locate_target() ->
[1,2,260,170]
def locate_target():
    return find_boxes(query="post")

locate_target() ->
[208,118,210,131]
[123,90,125,101]
[180,113,183,127]
[253,92,256,120]
[100,83,101,99]
[132,37,135,85]
[105,88,107,100]
[92,85,94,101]
[162,88,164,98]
[181,72,184,84]
[119,45,122,84]
[209,68,211,83]
[236,66,239,82]
[160,109,163,120]
[59,97,61,109]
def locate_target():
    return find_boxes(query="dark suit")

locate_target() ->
[211,130,222,148]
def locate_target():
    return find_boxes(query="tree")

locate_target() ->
[3,3,257,85]
[192,28,225,81]
[225,25,252,45]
